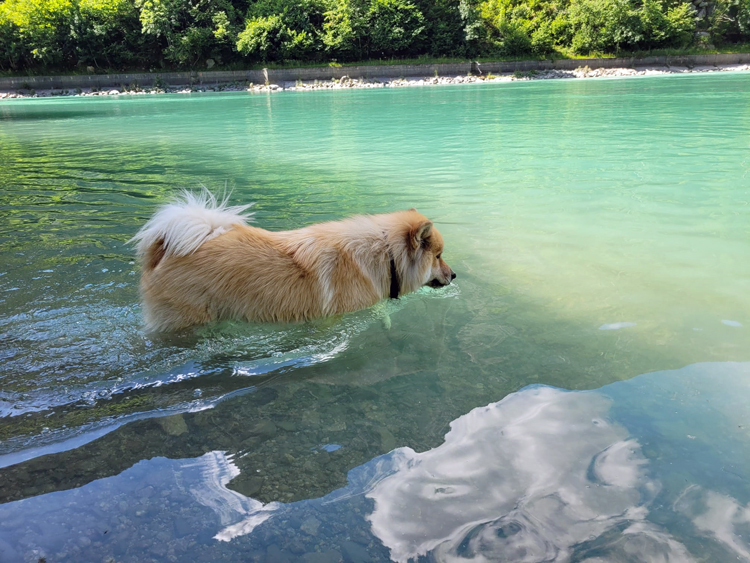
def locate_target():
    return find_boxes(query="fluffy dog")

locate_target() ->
[131,191,455,331]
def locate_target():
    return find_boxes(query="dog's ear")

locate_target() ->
[409,220,433,251]
[408,207,417,212]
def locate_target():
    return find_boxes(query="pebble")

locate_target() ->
[3,64,749,99]
[341,540,372,563]
[157,413,188,436]
[303,550,342,563]
[300,515,321,536]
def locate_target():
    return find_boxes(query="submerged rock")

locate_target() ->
[300,515,321,536]
[157,414,188,436]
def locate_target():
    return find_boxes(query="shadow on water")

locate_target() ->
[0,108,120,121]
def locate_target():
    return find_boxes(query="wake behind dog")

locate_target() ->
[130,191,455,331]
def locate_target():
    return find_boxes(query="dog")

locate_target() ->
[130,191,455,331]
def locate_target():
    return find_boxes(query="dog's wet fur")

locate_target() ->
[130,191,455,331]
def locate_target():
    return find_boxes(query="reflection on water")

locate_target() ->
[1,362,749,562]
[366,387,656,562]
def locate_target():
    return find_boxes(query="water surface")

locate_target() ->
[1,73,749,561]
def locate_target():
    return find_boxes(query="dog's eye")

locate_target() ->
[436,254,442,260]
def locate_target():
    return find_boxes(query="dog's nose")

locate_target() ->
[451,271,456,280]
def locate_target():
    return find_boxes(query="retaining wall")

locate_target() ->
[0,63,471,91]
[473,52,750,74]
[1,53,749,91]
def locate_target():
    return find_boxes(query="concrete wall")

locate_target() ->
[1,53,749,91]
[0,63,471,90]
[474,52,750,74]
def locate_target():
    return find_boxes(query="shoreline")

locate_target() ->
[2,62,749,99]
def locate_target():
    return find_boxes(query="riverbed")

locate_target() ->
[1,72,749,561]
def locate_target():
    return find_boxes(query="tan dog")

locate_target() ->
[131,191,455,331]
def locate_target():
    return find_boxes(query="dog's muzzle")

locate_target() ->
[428,271,456,287]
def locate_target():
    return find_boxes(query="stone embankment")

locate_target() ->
[1,54,749,99]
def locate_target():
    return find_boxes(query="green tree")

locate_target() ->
[640,0,695,46]
[568,0,642,53]
[321,0,368,60]
[709,0,750,42]
[73,0,152,68]
[478,0,558,56]
[0,0,76,66]
[237,0,325,62]
[367,0,425,57]
[135,0,244,65]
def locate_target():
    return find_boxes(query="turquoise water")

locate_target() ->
[1,73,749,561]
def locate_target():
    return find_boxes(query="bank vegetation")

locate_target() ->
[1,0,749,73]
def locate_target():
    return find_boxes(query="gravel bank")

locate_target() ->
[2,63,749,99]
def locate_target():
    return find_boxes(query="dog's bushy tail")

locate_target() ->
[129,188,254,271]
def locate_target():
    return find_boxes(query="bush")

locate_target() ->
[367,0,425,57]
[569,0,696,54]
[0,0,746,73]
[322,0,365,60]
[74,0,151,68]
[530,20,556,54]
[0,10,28,70]
[136,0,242,65]
[477,0,565,56]
[496,19,533,54]
[709,0,750,42]
[416,0,470,56]
[569,0,642,53]
[0,0,76,67]
[237,15,285,60]
[238,0,325,62]
[640,0,695,47]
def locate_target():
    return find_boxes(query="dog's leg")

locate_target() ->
[381,314,392,330]
[371,302,392,330]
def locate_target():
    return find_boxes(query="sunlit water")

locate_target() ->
[1,73,749,562]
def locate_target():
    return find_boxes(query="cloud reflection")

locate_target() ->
[675,485,750,560]
[183,451,280,541]
[365,386,688,562]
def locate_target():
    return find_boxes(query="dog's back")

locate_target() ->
[130,192,385,330]
[131,191,452,331]
[130,190,254,275]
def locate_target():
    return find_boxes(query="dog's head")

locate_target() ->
[398,210,455,292]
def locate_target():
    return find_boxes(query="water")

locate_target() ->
[0,73,749,561]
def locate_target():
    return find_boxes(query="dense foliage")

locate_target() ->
[1,0,748,71]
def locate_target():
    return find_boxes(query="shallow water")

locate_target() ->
[1,74,749,562]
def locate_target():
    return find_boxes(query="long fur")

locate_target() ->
[129,189,254,264]
[131,191,454,331]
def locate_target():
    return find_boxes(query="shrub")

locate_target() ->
[74,0,149,68]
[531,20,556,54]
[136,0,242,66]
[568,0,642,53]
[640,0,695,47]
[238,0,325,62]
[0,0,76,66]
[236,17,315,62]
[496,19,533,54]
[0,10,27,69]
[322,0,364,60]
[237,15,286,60]
[367,0,426,57]
[477,0,564,56]
[417,0,471,56]
[569,0,696,53]
[709,0,750,42]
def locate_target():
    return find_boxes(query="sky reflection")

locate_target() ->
[1,362,749,562]
[366,387,673,562]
